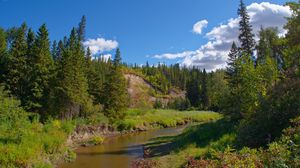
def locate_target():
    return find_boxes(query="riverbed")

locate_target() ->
[60,125,188,168]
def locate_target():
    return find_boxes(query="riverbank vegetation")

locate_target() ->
[116,109,222,131]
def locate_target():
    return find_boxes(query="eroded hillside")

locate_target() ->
[125,73,185,108]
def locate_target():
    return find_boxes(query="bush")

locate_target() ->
[89,136,104,145]
[0,88,75,167]
[153,99,163,109]
[237,78,300,148]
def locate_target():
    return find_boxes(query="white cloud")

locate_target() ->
[152,2,292,71]
[83,38,118,55]
[153,51,197,59]
[193,19,208,35]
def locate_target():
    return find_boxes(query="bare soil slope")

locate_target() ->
[125,73,185,108]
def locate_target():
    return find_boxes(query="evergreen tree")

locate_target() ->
[51,40,58,60]
[238,0,256,56]
[5,23,28,101]
[113,48,121,67]
[186,68,201,107]
[26,24,54,112]
[26,28,35,52]
[0,28,7,84]
[77,15,86,42]
[103,48,128,120]
[50,28,91,119]
[56,40,64,61]
[200,69,209,109]
[226,42,239,80]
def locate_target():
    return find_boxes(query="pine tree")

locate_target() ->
[113,48,121,67]
[238,0,256,56]
[226,42,239,83]
[50,28,91,119]
[0,28,7,84]
[201,69,209,109]
[6,23,28,101]
[26,28,35,52]
[56,40,64,61]
[77,15,86,42]
[26,24,54,112]
[186,68,201,107]
[103,48,128,120]
[51,40,58,60]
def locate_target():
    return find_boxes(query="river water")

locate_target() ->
[60,125,187,168]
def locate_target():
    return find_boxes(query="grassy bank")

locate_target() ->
[142,118,236,168]
[115,109,222,131]
[0,119,76,168]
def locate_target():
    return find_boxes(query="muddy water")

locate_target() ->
[60,125,187,168]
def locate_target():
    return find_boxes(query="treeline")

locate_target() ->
[0,16,128,121]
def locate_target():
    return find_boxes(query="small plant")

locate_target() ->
[89,136,104,145]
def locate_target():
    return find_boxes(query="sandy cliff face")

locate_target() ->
[124,73,185,108]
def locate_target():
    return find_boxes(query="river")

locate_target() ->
[60,125,188,168]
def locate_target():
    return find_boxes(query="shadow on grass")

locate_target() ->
[144,118,236,157]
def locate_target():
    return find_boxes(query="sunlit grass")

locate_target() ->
[115,109,222,131]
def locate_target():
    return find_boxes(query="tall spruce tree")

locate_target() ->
[103,48,128,120]
[50,28,91,119]
[26,24,54,112]
[6,23,28,101]
[0,28,7,84]
[186,68,201,107]
[238,0,256,56]
[77,15,86,42]
[226,42,239,85]
[51,40,58,60]
[201,69,209,109]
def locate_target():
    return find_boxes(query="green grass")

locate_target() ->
[115,109,222,131]
[143,118,236,168]
[0,119,76,168]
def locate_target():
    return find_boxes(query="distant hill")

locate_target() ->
[125,73,185,108]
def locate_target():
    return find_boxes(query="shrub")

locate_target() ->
[89,136,104,145]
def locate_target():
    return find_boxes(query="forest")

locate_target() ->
[0,0,299,167]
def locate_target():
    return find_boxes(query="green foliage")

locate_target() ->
[256,27,282,66]
[26,24,54,112]
[153,99,163,109]
[0,87,75,168]
[117,109,222,130]
[88,136,104,145]
[0,28,7,83]
[207,70,229,111]
[103,49,128,120]
[238,0,256,55]
[237,78,300,147]
[5,24,28,102]
[167,98,191,111]
[50,28,92,119]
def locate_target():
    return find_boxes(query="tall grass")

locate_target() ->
[116,109,222,131]
[144,118,237,168]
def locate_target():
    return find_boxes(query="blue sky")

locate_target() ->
[0,0,292,70]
